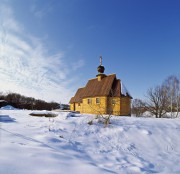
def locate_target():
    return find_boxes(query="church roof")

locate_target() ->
[69,88,85,103]
[69,74,132,103]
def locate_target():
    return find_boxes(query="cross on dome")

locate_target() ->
[100,55,102,65]
[97,56,105,74]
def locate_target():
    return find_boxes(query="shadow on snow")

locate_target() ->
[0,115,16,123]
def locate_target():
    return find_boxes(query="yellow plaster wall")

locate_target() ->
[70,103,74,111]
[107,97,121,116]
[70,96,131,116]
[75,103,81,112]
[70,103,82,112]
[81,96,108,115]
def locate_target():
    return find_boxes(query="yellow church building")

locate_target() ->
[69,57,132,116]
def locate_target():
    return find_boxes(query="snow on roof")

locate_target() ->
[121,82,132,97]
[0,105,18,110]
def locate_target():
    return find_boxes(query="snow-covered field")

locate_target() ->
[0,109,180,174]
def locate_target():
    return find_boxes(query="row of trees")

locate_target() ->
[132,75,180,118]
[0,92,60,110]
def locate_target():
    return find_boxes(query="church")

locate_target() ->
[69,57,132,116]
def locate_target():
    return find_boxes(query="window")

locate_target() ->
[87,98,92,104]
[96,98,100,104]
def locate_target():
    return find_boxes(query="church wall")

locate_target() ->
[107,97,121,116]
[75,103,81,112]
[81,96,108,115]
[70,103,74,111]
[70,103,82,112]
[120,97,131,116]
[70,96,132,116]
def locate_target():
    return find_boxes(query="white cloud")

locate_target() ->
[0,4,22,32]
[72,59,85,71]
[30,2,53,19]
[0,3,83,103]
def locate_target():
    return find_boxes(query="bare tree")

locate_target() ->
[87,89,130,127]
[145,85,168,118]
[87,101,113,127]
[132,99,146,117]
[163,75,180,118]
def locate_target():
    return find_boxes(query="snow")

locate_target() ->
[0,105,18,110]
[29,110,58,117]
[121,82,131,97]
[0,110,180,174]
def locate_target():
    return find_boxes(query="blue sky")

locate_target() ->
[0,0,180,103]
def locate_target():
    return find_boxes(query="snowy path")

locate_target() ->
[0,110,180,174]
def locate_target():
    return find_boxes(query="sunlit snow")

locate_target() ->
[0,109,180,174]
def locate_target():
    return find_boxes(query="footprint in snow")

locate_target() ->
[11,142,26,145]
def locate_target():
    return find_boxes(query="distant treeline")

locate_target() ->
[0,92,60,110]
